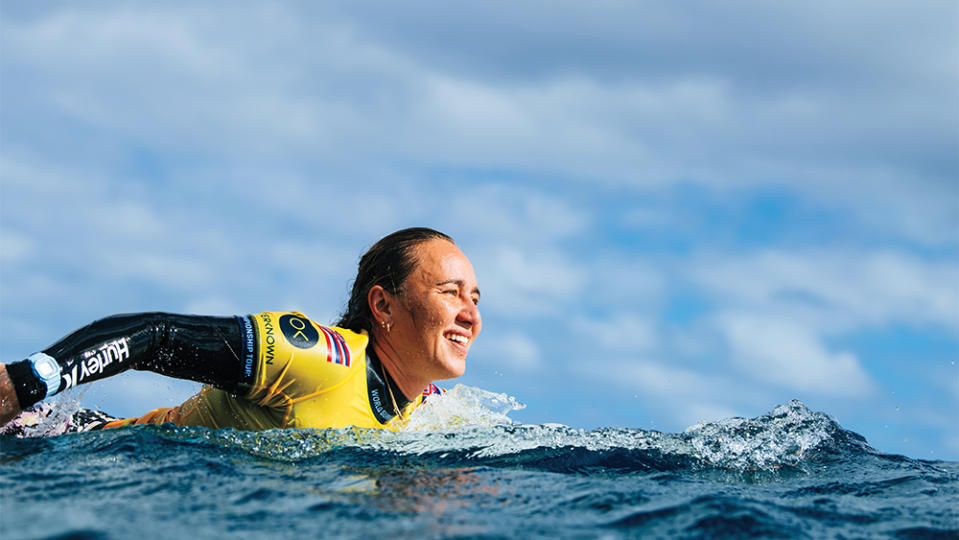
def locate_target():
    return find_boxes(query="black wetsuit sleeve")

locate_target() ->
[7,313,257,409]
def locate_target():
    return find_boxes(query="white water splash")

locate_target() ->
[15,389,88,437]
[399,384,526,431]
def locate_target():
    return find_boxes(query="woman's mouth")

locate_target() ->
[444,332,470,347]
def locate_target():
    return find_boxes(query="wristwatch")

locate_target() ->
[28,352,61,398]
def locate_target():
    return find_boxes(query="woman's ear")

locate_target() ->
[368,285,392,325]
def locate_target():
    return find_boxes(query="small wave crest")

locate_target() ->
[680,399,874,470]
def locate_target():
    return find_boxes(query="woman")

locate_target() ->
[0,227,482,432]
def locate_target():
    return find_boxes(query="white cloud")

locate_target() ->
[426,184,592,246]
[472,331,542,372]
[584,255,667,309]
[5,7,238,76]
[423,75,536,145]
[0,229,33,264]
[1,271,74,310]
[592,358,763,428]
[622,359,717,394]
[182,296,243,317]
[99,251,216,289]
[478,246,586,318]
[680,403,742,427]
[718,313,875,397]
[3,3,954,252]
[572,313,658,353]
[690,249,958,332]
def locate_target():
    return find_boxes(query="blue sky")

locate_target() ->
[1,1,956,459]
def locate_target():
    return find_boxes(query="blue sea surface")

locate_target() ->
[1,389,956,539]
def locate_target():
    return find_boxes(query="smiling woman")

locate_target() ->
[0,227,482,433]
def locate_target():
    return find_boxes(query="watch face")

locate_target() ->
[35,357,58,378]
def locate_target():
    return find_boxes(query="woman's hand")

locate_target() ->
[0,364,23,427]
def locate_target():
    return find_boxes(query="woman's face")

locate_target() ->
[389,239,482,381]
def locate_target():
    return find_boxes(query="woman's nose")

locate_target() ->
[458,298,481,332]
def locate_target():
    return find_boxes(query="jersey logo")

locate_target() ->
[279,314,320,349]
[319,326,351,367]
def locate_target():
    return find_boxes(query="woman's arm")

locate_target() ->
[0,313,257,427]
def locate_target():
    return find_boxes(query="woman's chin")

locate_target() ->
[434,357,466,380]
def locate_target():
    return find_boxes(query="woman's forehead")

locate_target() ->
[411,239,477,283]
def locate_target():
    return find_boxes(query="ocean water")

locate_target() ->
[1,387,956,539]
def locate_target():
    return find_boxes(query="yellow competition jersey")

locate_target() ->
[104,312,439,431]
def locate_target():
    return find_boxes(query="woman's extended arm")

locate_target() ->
[0,313,256,427]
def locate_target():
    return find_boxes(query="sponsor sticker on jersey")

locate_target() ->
[260,313,276,364]
[279,313,319,349]
[369,387,391,424]
[319,325,351,367]
[237,315,256,379]
[61,337,130,390]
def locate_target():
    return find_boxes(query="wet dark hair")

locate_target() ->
[336,227,454,333]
